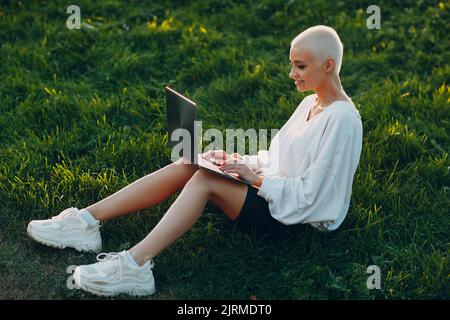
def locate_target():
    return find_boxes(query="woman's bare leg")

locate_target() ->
[85,161,198,221]
[128,169,248,266]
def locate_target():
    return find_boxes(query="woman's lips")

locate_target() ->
[295,80,305,85]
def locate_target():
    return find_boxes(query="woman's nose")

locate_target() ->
[289,67,296,79]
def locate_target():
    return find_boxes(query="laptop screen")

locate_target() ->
[165,86,198,164]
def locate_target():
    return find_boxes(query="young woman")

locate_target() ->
[27,25,363,297]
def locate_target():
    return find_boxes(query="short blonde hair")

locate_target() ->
[291,25,344,75]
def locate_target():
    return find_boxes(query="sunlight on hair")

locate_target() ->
[291,25,344,75]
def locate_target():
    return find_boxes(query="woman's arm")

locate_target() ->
[253,176,264,188]
[257,112,362,226]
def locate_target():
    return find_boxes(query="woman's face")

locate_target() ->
[289,45,326,92]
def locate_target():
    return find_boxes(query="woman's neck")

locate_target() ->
[314,74,350,107]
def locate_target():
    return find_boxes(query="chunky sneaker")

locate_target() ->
[73,251,156,297]
[27,207,102,253]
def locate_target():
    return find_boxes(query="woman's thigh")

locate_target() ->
[191,169,248,221]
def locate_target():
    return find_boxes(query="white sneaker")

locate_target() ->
[27,207,102,253]
[73,251,156,297]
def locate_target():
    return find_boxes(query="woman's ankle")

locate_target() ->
[128,248,152,267]
[79,208,99,225]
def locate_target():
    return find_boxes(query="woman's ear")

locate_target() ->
[324,58,335,73]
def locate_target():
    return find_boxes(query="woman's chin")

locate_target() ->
[296,85,308,92]
[295,83,314,92]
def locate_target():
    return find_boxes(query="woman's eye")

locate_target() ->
[289,63,305,70]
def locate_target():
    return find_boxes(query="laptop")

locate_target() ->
[165,86,259,189]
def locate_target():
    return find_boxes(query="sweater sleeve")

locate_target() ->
[241,150,271,174]
[257,112,357,225]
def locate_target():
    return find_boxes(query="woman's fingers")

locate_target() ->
[214,150,228,160]
[202,150,238,165]
[230,153,242,160]
[223,158,243,165]
[220,159,245,171]
[220,166,242,177]
[202,150,224,163]
[201,150,213,161]
[208,150,230,165]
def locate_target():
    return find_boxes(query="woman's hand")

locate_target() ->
[219,158,262,186]
[201,150,241,165]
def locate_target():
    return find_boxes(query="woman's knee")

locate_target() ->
[190,168,212,180]
[160,160,199,190]
[188,169,215,190]
[169,159,198,176]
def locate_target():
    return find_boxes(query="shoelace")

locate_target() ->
[96,252,123,280]
[97,251,155,273]
[96,252,120,261]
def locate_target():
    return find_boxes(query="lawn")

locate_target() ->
[0,0,448,299]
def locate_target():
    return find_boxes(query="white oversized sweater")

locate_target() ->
[242,94,363,231]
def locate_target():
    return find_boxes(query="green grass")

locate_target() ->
[0,0,449,299]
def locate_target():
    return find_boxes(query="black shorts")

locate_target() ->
[233,186,309,240]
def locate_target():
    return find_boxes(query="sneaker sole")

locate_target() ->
[73,269,155,297]
[27,224,102,253]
